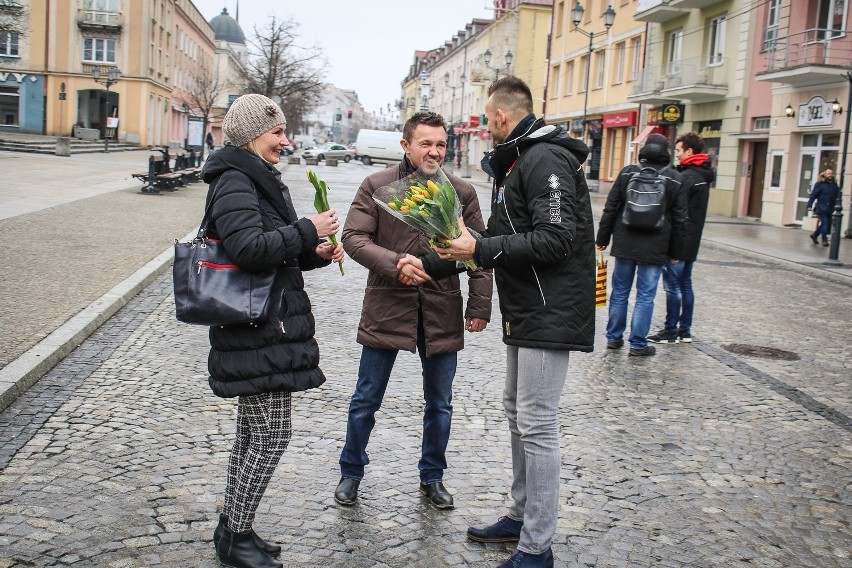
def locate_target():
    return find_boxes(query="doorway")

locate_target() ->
[796,133,839,222]
[748,141,766,217]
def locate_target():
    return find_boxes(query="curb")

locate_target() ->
[0,228,197,413]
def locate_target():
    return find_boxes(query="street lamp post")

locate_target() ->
[483,49,513,81]
[830,69,852,259]
[571,3,616,142]
[92,65,121,152]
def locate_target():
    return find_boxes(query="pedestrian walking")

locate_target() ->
[648,131,713,345]
[406,76,595,568]
[807,169,839,247]
[201,94,343,568]
[334,111,492,510]
[596,133,687,356]
[206,131,215,152]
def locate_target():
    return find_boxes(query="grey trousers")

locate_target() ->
[223,391,292,532]
[504,345,570,555]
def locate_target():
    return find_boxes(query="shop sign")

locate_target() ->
[469,115,480,128]
[797,95,835,128]
[657,104,685,125]
[698,120,722,140]
[603,111,636,128]
[647,107,659,125]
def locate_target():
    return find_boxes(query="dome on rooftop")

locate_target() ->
[210,7,245,45]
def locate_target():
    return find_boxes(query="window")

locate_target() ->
[630,37,642,81]
[83,37,116,63]
[580,54,589,93]
[565,60,574,95]
[763,0,780,50]
[0,31,19,56]
[668,30,683,74]
[84,0,118,10]
[595,50,606,89]
[817,0,848,39]
[754,117,771,130]
[0,86,20,126]
[555,0,563,37]
[769,152,783,190]
[549,66,560,99]
[707,16,726,65]
[614,42,626,84]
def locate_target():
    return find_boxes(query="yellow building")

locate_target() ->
[547,0,646,188]
[0,0,225,148]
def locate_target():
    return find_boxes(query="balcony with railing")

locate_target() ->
[757,28,852,87]
[76,9,123,32]
[627,56,729,104]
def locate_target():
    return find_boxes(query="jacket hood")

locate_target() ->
[489,115,589,182]
[639,135,671,166]
[677,155,715,184]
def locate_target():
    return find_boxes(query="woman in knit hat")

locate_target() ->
[201,94,343,568]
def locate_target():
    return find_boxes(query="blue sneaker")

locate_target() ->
[497,548,554,568]
[467,516,522,543]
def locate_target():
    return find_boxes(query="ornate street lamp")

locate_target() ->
[571,3,616,142]
[92,65,121,152]
[483,49,513,81]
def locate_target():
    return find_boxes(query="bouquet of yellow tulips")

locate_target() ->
[373,166,477,271]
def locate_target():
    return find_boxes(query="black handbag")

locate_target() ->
[173,183,276,326]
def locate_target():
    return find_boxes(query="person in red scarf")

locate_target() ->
[648,132,714,345]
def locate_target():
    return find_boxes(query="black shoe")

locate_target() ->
[628,345,656,357]
[216,526,282,568]
[810,233,819,245]
[823,240,830,247]
[606,339,624,349]
[677,330,693,343]
[467,516,522,543]
[419,481,454,509]
[647,330,679,344]
[496,548,554,568]
[214,514,281,556]
[334,477,360,506]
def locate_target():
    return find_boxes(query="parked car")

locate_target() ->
[302,143,353,163]
[281,144,295,156]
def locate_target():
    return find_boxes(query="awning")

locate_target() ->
[631,125,657,145]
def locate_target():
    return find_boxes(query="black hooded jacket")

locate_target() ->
[595,138,687,264]
[199,145,329,397]
[475,115,596,351]
[676,156,714,261]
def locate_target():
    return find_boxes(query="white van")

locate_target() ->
[355,129,404,165]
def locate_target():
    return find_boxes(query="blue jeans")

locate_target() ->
[662,260,695,335]
[606,258,663,349]
[813,212,831,242]
[339,324,457,484]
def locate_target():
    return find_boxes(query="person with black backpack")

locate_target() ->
[596,133,687,356]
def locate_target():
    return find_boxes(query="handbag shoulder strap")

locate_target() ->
[197,172,260,239]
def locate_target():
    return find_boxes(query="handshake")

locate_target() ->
[396,218,480,287]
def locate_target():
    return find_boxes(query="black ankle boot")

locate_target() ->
[214,514,282,556]
[216,525,283,568]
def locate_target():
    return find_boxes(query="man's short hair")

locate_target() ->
[676,131,704,154]
[487,76,533,117]
[403,111,447,142]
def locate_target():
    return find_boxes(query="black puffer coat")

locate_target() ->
[476,115,596,352]
[595,140,687,263]
[200,145,329,398]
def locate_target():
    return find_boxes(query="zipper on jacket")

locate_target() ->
[500,175,546,306]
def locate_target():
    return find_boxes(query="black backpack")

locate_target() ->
[622,166,666,231]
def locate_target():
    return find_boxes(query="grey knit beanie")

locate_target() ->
[223,94,286,147]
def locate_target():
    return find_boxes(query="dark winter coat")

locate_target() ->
[200,145,330,398]
[596,140,687,264]
[468,115,596,352]
[807,179,840,215]
[676,155,714,261]
[342,157,492,357]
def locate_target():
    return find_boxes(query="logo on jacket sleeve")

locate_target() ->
[548,174,561,223]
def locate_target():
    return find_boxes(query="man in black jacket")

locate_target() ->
[596,134,687,356]
[648,131,713,344]
[408,76,595,568]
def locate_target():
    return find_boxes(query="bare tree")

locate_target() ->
[183,65,227,161]
[242,16,326,136]
[0,0,28,36]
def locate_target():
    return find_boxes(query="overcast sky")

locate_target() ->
[191,0,497,114]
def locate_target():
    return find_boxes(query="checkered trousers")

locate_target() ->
[223,391,292,532]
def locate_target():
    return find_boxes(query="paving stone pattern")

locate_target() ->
[0,162,850,567]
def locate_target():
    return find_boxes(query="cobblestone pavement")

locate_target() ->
[0,162,850,567]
